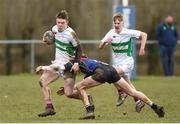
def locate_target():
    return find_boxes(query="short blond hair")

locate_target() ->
[113,13,123,22]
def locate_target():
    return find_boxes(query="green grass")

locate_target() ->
[0,74,180,123]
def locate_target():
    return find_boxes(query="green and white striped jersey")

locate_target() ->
[101,28,141,59]
[51,25,80,66]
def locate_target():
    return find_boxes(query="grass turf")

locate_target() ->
[0,74,180,123]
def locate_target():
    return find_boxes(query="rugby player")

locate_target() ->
[99,13,147,112]
[37,10,83,117]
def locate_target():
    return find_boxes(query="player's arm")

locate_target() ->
[99,41,107,49]
[70,32,82,73]
[99,31,112,49]
[139,31,147,56]
[99,37,112,49]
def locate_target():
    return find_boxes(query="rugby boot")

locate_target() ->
[116,93,127,107]
[79,112,95,120]
[38,107,56,117]
[56,87,65,96]
[79,105,95,120]
[135,100,145,113]
[151,104,165,118]
[88,95,95,111]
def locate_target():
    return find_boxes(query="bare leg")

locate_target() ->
[113,78,153,105]
[113,78,165,117]
[38,69,59,117]
[76,76,101,120]
[63,77,81,99]
[76,77,101,106]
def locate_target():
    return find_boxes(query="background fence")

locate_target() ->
[0,40,180,76]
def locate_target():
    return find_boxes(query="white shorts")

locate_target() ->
[112,57,134,77]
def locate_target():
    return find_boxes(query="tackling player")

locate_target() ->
[75,56,165,119]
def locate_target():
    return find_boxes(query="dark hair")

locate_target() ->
[113,13,123,22]
[56,10,69,20]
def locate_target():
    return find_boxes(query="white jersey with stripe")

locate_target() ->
[51,25,80,66]
[101,28,141,74]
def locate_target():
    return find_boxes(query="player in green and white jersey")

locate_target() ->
[37,10,82,117]
[99,13,147,112]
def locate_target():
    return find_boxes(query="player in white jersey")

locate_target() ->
[37,10,83,117]
[99,13,147,112]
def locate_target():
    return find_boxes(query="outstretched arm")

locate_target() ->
[138,32,147,56]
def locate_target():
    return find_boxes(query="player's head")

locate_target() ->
[113,13,124,33]
[56,10,69,32]
[80,53,88,61]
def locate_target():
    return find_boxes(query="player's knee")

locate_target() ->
[38,80,43,87]
[38,79,48,88]
[76,84,85,92]
[64,90,73,98]
[75,84,81,91]
[127,89,136,97]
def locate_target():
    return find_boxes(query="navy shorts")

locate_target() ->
[91,63,121,84]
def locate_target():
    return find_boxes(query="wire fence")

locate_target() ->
[0,40,179,75]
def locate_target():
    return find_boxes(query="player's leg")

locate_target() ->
[115,65,145,112]
[63,71,81,99]
[76,76,102,120]
[123,75,145,112]
[114,78,165,117]
[115,67,128,106]
[36,66,59,117]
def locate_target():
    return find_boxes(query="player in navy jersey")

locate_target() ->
[74,55,165,119]
[56,55,165,119]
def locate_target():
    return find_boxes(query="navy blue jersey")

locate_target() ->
[81,57,120,83]
[65,57,120,83]
[81,58,109,72]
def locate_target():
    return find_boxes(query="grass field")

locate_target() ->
[0,74,180,123]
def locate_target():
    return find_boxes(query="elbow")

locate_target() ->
[143,32,148,38]
[98,43,103,49]
[141,32,148,40]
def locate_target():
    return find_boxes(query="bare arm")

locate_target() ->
[99,37,112,49]
[99,42,107,49]
[139,32,147,56]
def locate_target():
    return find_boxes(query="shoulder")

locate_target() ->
[157,22,165,28]
[66,27,79,40]
[108,29,115,34]
[105,29,115,36]
[52,25,58,33]
[66,27,75,33]
[122,28,141,34]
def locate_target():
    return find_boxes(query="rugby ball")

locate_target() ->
[42,30,54,45]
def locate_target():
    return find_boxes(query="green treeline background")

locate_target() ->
[0,0,180,75]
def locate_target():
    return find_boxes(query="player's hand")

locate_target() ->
[139,48,145,56]
[70,63,80,73]
[105,37,113,43]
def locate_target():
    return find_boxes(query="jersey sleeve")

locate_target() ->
[128,29,141,39]
[69,30,80,47]
[101,30,113,43]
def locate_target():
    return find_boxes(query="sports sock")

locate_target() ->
[45,98,54,109]
[151,103,158,110]
[85,105,94,113]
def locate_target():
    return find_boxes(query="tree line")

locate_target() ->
[0,0,179,75]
